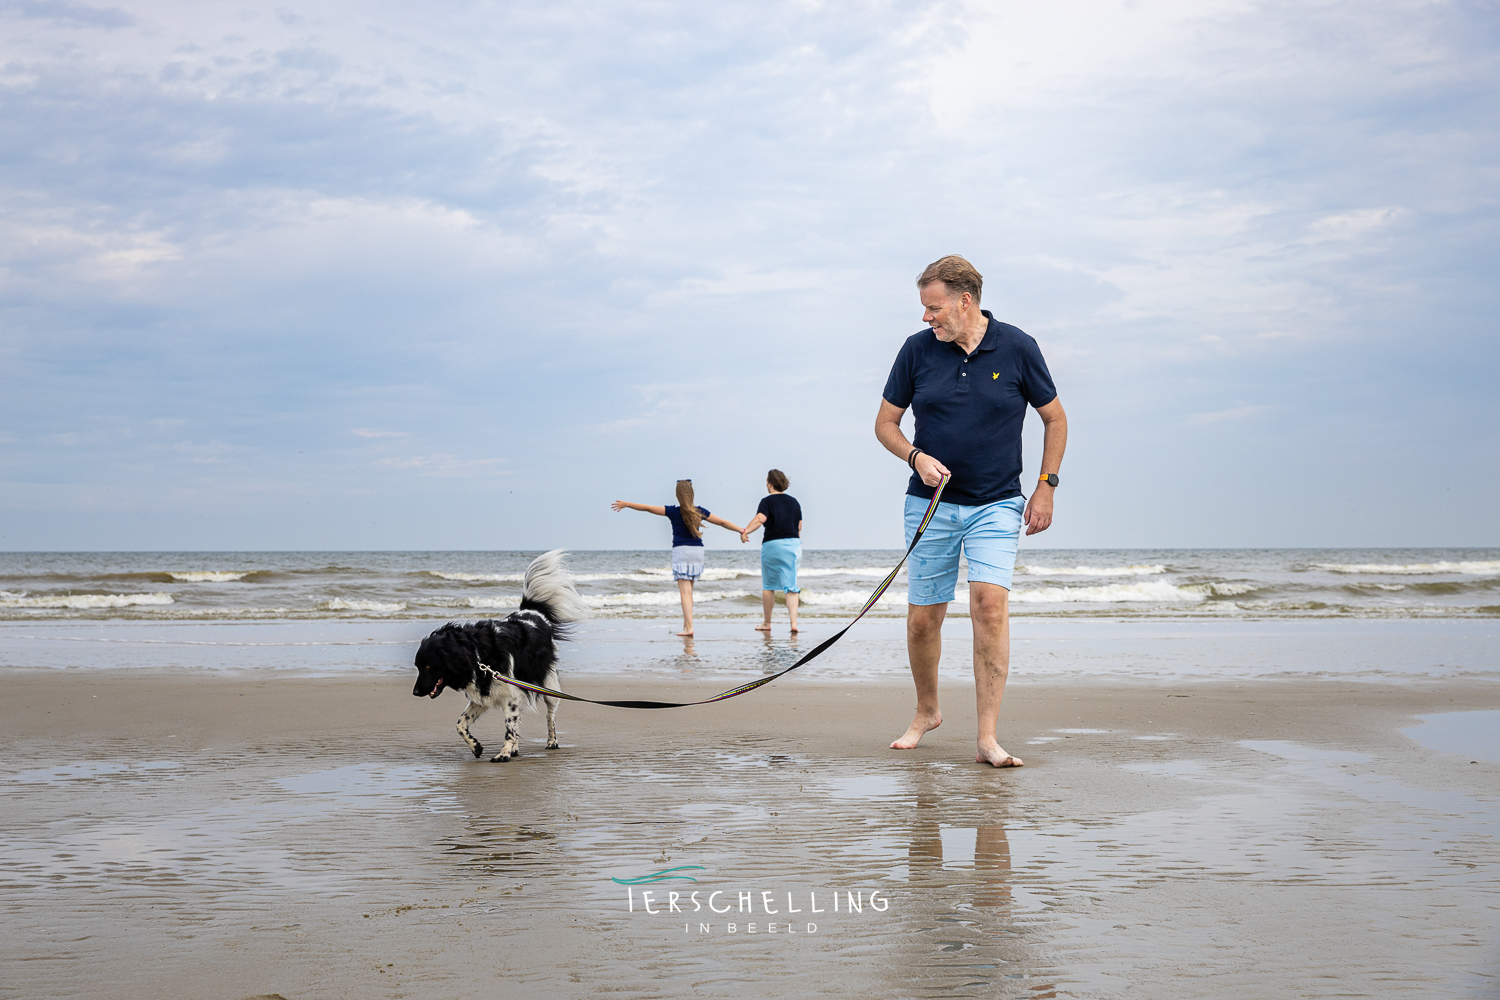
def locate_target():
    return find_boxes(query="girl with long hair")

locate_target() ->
[612,480,745,636]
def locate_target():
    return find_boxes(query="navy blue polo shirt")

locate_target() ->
[882,310,1057,507]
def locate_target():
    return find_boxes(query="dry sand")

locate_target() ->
[3,669,1498,999]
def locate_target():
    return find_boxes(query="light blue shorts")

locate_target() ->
[903,493,1025,605]
[671,545,705,582]
[760,538,802,593]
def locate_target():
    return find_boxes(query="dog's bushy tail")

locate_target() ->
[520,549,589,638]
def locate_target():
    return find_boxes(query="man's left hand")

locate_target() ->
[1024,487,1054,535]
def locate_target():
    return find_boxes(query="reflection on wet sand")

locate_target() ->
[908,792,1013,909]
[5,673,1498,1000]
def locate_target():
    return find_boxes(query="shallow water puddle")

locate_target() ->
[276,762,460,813]
[1402,709,1500,763]
[10,760,185,784]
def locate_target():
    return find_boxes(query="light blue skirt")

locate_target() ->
[760,538,802,593]
[671,545,705,582]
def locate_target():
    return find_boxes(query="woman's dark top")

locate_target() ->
[756,493,801,541]
[664,505,711,547]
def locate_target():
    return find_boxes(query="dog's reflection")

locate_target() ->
[908,793,1011,907]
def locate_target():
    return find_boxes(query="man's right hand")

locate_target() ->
[913,452,951,488]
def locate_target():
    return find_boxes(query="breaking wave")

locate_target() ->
[587,567,750,583]
[795,567,906,578]
[465,596,522,609]
[0,592,175,609]
[321,598,407,612]
[795,589,908,607]
[167,571,253,583]
[1011,581,1204,604]
[1017,564,1167,578]
[1314,560,1500,575]
[427,571,523,583]
[583,589,755,608]
[429,567,755,584]
[798,580,1219,607]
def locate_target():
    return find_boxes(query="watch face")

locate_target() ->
[1044,474,1059,487]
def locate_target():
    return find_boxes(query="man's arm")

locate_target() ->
[875,398,949,487]
[1024,398,1068,535]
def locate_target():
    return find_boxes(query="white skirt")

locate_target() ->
[671,545,705,582]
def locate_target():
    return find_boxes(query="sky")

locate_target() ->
[2,0,1497,551]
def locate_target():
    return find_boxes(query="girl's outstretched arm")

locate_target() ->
[705,513,745,535]
[612,501,667,516]
[739,513,767,543]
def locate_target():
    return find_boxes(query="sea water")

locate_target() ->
[1,548,1497,623]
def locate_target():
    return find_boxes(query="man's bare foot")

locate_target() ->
[677,629,694,637]
[890,709,942,749]
[789,625,799,633]
[754,623,771,631]
[976,740,1023,768]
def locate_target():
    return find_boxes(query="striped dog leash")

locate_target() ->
[476,474,951,710]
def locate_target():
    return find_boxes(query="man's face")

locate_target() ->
[920,282,969,342]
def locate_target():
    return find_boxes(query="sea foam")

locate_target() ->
[321,598,407,612]
[0,592,175,609]
[167,571,252,582]
[465,596,522,609]
[1314,560,1500,576]
[583,589,756,608]
[1016,564,1167,577]
[1011,581,1203,604]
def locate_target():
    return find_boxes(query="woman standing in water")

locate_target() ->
[738,469,803,633]
[612,480,745,636]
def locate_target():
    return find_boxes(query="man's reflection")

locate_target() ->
[908,793,1012,907]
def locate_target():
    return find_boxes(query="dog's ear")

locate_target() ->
[432,630,482,685]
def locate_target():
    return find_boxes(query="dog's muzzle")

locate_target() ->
[414,677,445,698]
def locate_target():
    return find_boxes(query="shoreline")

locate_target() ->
[4,616,1498,685]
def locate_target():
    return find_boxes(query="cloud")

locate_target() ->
[0,0,1496,547]
[0,0,133,29]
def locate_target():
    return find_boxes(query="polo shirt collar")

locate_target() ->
[947,309,1001,356]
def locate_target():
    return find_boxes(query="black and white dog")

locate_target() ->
[412,550,588,762]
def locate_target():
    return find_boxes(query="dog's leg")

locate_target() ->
[490,692,522,762]
[545,695,560,750]
[456,701,488,759]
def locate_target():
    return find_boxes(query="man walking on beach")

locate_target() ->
[875,256,1068,767]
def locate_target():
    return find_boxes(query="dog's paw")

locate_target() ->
[471,742,484,759]
[545,739,560,750]
[489,753,511,763]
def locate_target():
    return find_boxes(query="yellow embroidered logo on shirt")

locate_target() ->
[992,373,999,379]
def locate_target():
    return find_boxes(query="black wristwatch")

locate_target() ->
[1038,473,1059,488]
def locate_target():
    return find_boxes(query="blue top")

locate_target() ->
[756,493,802,541]
[664,505,711,547]
[882,310,1057,507]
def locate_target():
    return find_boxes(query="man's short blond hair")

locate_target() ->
[917,255,982,305]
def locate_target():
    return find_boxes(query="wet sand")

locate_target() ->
[3,669,1499,999]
